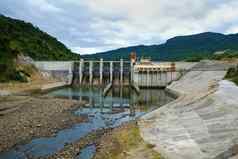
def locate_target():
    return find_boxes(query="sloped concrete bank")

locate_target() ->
[139,61,238,159]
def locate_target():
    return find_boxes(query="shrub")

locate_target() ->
[225,65,238,85]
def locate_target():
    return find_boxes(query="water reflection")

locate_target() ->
[48,86,173,114]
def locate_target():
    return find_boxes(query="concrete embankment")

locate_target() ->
[139,61,238,159]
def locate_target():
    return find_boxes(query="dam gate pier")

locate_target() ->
[72,59,132,86]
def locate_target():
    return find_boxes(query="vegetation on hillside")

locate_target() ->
[185,50,238,62]
[212,51,238,61]
[225,65,238,85]
[82,32,238,61]
[0,15,80,82]
[0,15,80,60]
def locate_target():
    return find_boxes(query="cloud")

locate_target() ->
[226,26,238,34]
[26,0,63,13]
[71,46,112,55]
[1,0,238,54]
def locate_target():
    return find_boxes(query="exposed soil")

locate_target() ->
[0,95,86,152]
[0,79,58,94]
[94,122,162,159]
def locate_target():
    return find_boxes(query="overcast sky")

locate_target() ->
[1,0,238,54]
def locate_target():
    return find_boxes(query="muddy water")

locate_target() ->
[0,86,174,159]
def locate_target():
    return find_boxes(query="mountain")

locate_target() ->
[0,15,80,82]
[82,32,238,61]
[0,15,80,61]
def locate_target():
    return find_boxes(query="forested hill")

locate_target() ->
[0,14,80,61]
[82,32,238,61]
[0,15,80,82]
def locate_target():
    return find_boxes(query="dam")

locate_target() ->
[34,58,183,89]
[0,56,178,159]
[3,58,237,159]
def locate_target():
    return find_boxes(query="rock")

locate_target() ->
[17,54,34,65]
[36,124,42,127]
[0,90,11,96]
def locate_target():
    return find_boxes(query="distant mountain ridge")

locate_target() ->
[82,32,238,61]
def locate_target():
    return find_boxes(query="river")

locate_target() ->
[0,86,174,159]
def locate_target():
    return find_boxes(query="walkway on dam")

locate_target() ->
[139,61,238,159]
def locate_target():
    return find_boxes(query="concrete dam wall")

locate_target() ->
[34,60,196,88]
[34,61,74,84]
[71,59,132,86]
[33,60,131,86]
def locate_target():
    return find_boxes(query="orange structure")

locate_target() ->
[130,52,137,64]
[171,62,176,72]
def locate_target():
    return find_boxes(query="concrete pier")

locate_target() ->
[110,61,113,83]
[120,59,123,84]
[100,59,103,85]
[73,60,131,86]
[146,70,149,87]
[79,59,84,85]
[68,62,73,85]
[130,62,134,84]
[89,61,93,85]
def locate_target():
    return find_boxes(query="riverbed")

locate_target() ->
[0,86,174,159]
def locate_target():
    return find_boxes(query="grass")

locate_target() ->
[94,122,163,159]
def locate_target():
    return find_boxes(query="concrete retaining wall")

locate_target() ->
[34,61,74,84]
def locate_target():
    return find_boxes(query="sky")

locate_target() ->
[1,0,238,55]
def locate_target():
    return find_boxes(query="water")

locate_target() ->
[0,86,174,159]
[76,145,96,159]
[48,86,173,111]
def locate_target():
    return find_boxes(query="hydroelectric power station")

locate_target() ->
[34,53,183,94]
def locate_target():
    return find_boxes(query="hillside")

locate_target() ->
[0,15,80,82]
[0,15,80,60]
[82,32,238,61]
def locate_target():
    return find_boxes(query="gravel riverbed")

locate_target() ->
[0,95,86,152]
[46,122,162,159]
